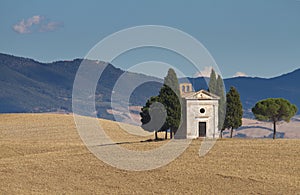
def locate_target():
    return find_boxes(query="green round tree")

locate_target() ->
[252,98,297,139]
[223,86,243,138]
[140,96,162,140]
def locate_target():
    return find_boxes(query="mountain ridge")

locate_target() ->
[0,53,299,120]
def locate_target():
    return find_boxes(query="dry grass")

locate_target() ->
[0,113,299,194]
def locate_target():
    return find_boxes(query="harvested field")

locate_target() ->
[0,114,299,194]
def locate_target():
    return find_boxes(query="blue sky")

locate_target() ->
[1,0,300,78]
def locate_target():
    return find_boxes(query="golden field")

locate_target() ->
[0,114,299,194]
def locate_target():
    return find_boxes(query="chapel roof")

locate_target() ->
[181,89,219,100]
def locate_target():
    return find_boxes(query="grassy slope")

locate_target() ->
[0,114,299,194]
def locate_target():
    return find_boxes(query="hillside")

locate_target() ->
[186,70,300,117]
[1,53,299,120]
[0,114,299,194]
[224,70,300,117]
[0,53,162,120]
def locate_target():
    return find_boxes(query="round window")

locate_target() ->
[200,108,205,113]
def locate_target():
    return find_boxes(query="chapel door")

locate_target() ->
[199,122,206,137]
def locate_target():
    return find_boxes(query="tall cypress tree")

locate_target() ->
[216,75,226,130]
[209,69,226,131]
[208,69,217,94]
[140,68,181,140]
[159,69,181,139]
[223,86,243,138]
[163,69,181,97]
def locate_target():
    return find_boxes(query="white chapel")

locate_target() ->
[175,83,220,139]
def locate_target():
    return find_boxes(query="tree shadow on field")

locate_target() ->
[265,132,285,138]
[237,125,273,132]
[141,138,165,142]
[96,138,166,147]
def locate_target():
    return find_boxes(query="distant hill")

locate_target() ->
[0,53,299,120]
[0,53,162,120]
[224,69,300,117]
[184,70,300,117]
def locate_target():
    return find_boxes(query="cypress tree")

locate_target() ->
[209,69,226,131]
[216,75,226,131]
[140,68,181,140]
[159,69,181,139]
[208,69,217,94]
[223,86,243,138]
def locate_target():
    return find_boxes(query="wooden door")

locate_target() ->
[199,122,206,137]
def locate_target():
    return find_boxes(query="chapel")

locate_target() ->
[175,83,220,139]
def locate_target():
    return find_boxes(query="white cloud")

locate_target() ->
[13,15,44,34]
[29,15,44,25]
[233,72,248,77]
[13,15,63,34]
[12,20,29,34]
[39,21,63,32]
[194,66,213,78]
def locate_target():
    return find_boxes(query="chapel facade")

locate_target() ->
[175,83,220,139]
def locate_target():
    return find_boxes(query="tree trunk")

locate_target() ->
[170,128,173,139]
[155,131,158,140]
[220,130,223,139]
[165,130,168,139]
[230,127,233,138]
[273,121,276,139]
